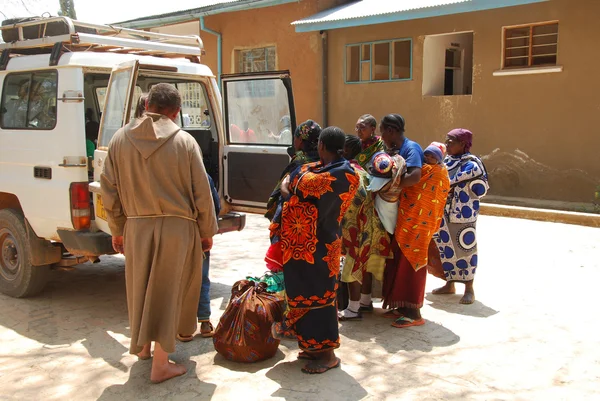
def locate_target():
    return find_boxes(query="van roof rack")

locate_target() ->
[0,16,203,62]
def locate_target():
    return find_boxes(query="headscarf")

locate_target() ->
[294,119,321,153]
[447,128,473,153]
[424,145,444,163]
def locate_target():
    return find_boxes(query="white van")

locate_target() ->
[0,17,295,297]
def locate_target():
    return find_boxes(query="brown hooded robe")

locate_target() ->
[101,112,218,354]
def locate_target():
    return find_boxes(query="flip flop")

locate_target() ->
[391,316,425,328]
[301,357,341,374]
[199,321,215,338]
[176,334,194,342]
[383,309,403,319]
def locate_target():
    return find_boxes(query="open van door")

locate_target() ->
[221,71,296,212]
[90,60,140,235]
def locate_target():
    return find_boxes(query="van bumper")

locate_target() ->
[57,213,245,255]
[56,229,116,257]
[217,212,246,234]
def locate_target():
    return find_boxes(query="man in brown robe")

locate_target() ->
[101,83,218,383]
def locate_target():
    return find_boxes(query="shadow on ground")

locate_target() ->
[97,360,216,400]
[266,360,368,400]
[425,293,499,318]
[212,349,286,373]
[339,310,461,353]
[0,259,233,371]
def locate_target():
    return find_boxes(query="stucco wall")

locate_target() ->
[201,1,330,125]
[327,0,600,204]
[150,1,348,126]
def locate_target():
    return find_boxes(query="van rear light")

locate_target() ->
[70,182,91,230]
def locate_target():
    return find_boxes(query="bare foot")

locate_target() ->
[137,343,152,360]
[460,291,475,305]
[301,356,341,374]
[150,362,187,384]
[432,282,456,295]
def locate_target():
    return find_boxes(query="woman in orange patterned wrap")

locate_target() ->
[271,126,359,374]
[379,114,451,328]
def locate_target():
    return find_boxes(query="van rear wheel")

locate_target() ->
[0,209,49,298]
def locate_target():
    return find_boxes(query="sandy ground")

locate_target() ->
[0,214,599,401]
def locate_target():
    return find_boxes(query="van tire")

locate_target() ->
[0,209,49,298]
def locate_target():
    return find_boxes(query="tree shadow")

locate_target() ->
[425,293,499,318]
[339,312,460,354]
[97,360,216,400]
[266,360,368,401]
[0,256,236,374]
[212,348,286,373]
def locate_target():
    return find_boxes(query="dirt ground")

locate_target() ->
[0,214,599,401]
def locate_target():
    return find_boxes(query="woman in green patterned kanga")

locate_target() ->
[355,114,385,169]
[338,115,387,320]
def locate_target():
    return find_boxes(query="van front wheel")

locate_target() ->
[0,209,49,298]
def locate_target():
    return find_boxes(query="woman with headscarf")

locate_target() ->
[431,129,489,304]
[379,114,450,328]
[272,126,359,374]
[354,114,385,169]
[265,120,322,271]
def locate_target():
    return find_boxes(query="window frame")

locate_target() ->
[344,38,413,84]
[0,69,59,131]
[502,21,559,70]
[235,46,277,74]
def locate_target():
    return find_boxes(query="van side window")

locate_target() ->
[0,71,58,130]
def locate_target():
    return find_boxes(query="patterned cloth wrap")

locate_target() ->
[213,280,284,363]
[341,160,392,283]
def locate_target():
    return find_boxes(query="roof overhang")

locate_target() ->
[292,0,550,33]
[116,0,298,29]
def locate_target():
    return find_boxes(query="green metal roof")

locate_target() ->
[292,0,550,32]
[115,0,298,28]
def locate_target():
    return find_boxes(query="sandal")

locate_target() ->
[358,302,374,313]
[337,309,362,321]
[176,334,194,342]
[199,321,215,338]
[391,316,425,328]
[383,309,403,319]
[301,357,341,374]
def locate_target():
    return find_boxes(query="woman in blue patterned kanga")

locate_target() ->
[432,129,489,304]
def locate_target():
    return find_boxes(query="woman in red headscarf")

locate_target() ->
[431,129,489,304]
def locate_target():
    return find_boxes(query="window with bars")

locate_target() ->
[345,39,412,83]
[503,22,558,69]
[236,47,276,73]
[234,47,277,97]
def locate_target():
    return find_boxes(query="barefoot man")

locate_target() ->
[101,83,218,383]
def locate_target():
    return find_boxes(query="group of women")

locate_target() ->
[265,114,488,374]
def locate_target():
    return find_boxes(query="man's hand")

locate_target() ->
[202,237,213,252]
[112,236,124,254]
[280,175,291,198]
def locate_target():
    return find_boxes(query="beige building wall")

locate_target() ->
[150,1,353,125]
[327,0,600,205]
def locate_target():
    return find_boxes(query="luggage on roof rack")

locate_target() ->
[1,17,96,43]
[0,16,203,61]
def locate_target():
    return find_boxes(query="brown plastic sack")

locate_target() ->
[427,239,446,280]
[213,280,284,363]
